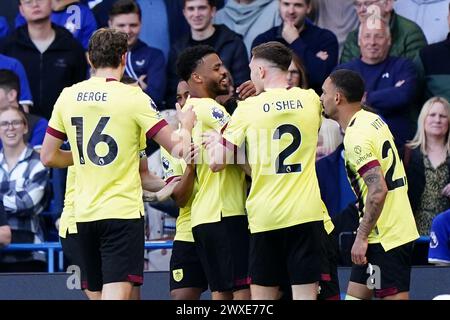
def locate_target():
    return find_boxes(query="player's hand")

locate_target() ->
[236,80,256,99]
[138,74,148,91]
[184,143,200,166]
[282,22,299,44]
[351,235,368,265]
[156,177,181,202]
[442,183,450,198]
[176,103,196,130]
[202,130,222,151]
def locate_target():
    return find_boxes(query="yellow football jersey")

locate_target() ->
[160,146,196,242]
[344,110,419,250]
[187,97,246,228]
[223,87,324,233]
[48,77,167,222]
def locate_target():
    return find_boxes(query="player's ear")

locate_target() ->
[86,53,95,70]
[335,91,342,105]
[191,72,202,84]
[258,66,265,80]
[121,53,127,67]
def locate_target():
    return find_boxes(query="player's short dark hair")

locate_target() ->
[0,69,20,100]
[329,69,365,103]
[183,0,216,7]
[176,45,218,81]
[88,28,128,69]
[251,41,292,71]
[109,0,142,21]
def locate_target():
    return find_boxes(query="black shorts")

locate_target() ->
[249,221,322,286]
[318,227,340,300]
[169,240,208,292]
[192,215,250,292]
[77,217,145,292]
[60,231,87,289]
[350,241,414,298]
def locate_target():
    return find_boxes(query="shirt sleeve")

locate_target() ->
[222,101,248,147]
[160,147,183,183]
[345,129,380,177]
[133,92,168,139]
[13,59,33,106]
[195,103,231,132]
[428,211,450,264]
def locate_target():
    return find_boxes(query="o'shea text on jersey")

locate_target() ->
[263,99,304,112]
[76,91,108,102]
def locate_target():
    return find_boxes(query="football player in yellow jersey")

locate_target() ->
[320,69,419,300]
[40,29,195,300]
[162,81,208,300]
[204,42,324,300]
[176,45,250,300]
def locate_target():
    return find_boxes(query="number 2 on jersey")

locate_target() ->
[71,117,118,166]
[382,140,406,190]
[273,124,302,174]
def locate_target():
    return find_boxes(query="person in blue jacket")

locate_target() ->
[108,0,166,108]
[16,0,97,50]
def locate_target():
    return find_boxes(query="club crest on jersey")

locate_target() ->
[173,268,184,282]
[430,231,438,248]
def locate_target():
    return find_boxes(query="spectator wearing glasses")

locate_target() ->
[0,69,48,151]
[0,106,49,272]
[341,0,427,63]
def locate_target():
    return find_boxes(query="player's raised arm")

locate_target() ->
[352,166,388,265]
[152,104,196,159]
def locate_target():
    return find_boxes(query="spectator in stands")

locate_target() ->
[0,56,33,112]
[252,0,338,95]
[0,202,11,247]
[287,52,308,89]
[0,69,47,150]
[428,209,450,265]
[109,0,166,108]
[336,19,417,148]
[214,0,282,56]
[0,106,49,272]
[309,0,359,55]
[414,3,450,102]
[15,0,98,50]
[394,0,450,45]
[341,0,427,63]
[137,0,170,61]
[404,97,450,236]
[0,0,87,120]
[165,0,250,110]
